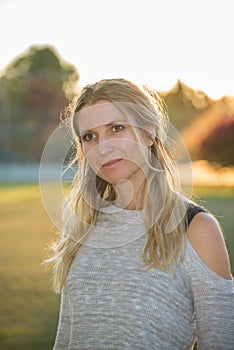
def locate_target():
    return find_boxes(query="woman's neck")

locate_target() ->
[113,179,146,210]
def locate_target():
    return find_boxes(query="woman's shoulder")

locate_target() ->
[186,206,232,280]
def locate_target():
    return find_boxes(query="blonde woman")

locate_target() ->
[47,78,233,349]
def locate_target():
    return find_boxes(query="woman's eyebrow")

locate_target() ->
[79,119,130,135]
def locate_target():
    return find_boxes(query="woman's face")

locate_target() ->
[76,100,152,187]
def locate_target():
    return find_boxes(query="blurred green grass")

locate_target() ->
[0,184,59,350]
[0,183,233,350]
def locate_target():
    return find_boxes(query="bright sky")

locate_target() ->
[0,0,233,98]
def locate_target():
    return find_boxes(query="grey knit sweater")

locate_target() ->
[53,204,234,349]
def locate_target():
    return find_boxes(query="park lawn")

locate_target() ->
[0,184,60,350]
[0,183,233,350]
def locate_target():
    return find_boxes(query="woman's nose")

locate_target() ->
[97,139,114,156]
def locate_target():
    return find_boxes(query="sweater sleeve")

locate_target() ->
[53,287,71,350]
[184,239,234,350]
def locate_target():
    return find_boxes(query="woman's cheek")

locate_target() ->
[86,152,99,173]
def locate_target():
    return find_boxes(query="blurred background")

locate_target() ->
[0,0,233,349]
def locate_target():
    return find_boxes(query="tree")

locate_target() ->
[163,80,211,131]
[2,45,79,97]
[0,45,79,162]
[199,115,234,166]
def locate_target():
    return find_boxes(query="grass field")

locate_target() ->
[0,183,233,350]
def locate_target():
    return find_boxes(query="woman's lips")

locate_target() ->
[102,158,123,168]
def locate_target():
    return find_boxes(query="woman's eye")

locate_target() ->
[81,133,95,142]
[112,124,125,133]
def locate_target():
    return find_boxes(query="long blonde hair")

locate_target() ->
[45,78,188,293]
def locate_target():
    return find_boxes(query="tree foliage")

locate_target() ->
[0,45,79,162]
[3,45,79,95]
[163,80,211,131]
[199,115,234,166]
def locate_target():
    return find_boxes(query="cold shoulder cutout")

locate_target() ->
[187,207,232,280]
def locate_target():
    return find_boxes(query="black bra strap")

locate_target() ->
[186,203,207,227]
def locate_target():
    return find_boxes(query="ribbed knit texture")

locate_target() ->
[53,204,234,350]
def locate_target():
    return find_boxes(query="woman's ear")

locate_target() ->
[147,137,154,148]
[145,128,156,147]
